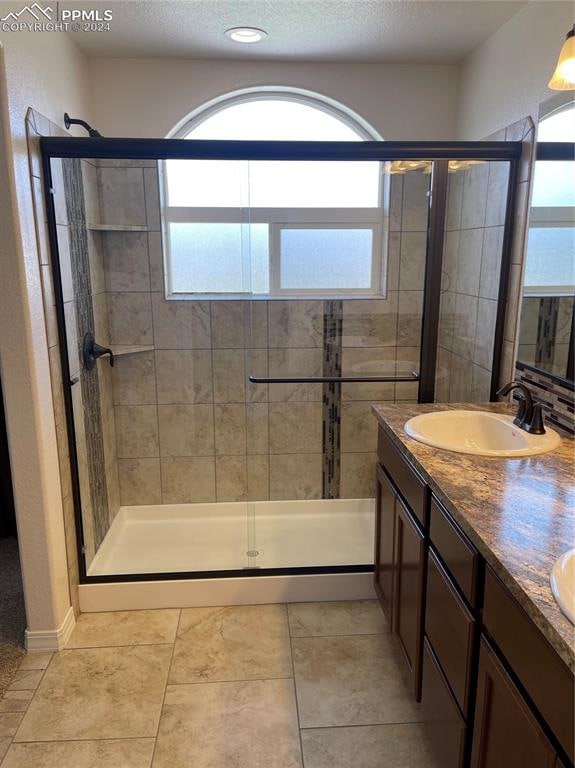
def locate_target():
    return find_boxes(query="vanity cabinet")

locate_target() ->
[470,637,559,768]
[375,429,428,699]
[374,424,575,768]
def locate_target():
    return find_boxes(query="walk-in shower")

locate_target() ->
[40,135,520,606]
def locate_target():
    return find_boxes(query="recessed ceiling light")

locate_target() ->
[224,27,267,44]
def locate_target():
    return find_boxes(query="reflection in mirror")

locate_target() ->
[517,94,575,383]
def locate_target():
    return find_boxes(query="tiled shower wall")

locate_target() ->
[435,118,536,402]
[89,161,427,505]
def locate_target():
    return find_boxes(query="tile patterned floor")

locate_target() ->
[0,600,438,767]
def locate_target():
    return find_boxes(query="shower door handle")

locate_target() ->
[83,332,114,371]
[248,372,420,384]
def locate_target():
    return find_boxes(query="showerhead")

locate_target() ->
[64,113,102,138]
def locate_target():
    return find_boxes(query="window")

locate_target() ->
[162,93,384,298]
[524,100,575,296]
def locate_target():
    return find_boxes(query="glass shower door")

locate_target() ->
[244,160,431,570]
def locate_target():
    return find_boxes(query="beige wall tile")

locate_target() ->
[401,171,430,232]
[452,294,478,360]
[269,402,322,454]
[213,349,245,403]
[151,293,211,349]
[456,228,483,296]
[471,364,492,402]
[158,404,214,457]
[103,232,150,292]
[342,297,398,347]
[247,455,269,500]
[485,161,510,227]
[108,292,153,346]
[112,351,156,405]
[214,404,246,456]
[479,226,504,300]
[460,163,489,229]
[399,232,426,291]
[341,402,379,453]
[268,348,323,402]
[148,232,165,291]
[216,455,247,501]
[97,167,146,226]
[115,405,159,458]
[247,402,269,455]
[445,170,464,232]
[449,353,473,402]
[144,167,161,230]
[340,453,377,498]
[474,298,497,369]
[211,300,247,348]
[341,348,395,402]
[87,231,106,295]
[155,350,212,404]
[397,291,423,347]
[161,457,216,503]
[269,454,322,500]
[245,348,269,403]
[268,300,323,348]
[118,458,161,505]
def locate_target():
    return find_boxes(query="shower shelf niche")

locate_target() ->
[109,345,155,357]
[87,223,148,232]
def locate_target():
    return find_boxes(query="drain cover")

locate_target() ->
[246,549,260,557]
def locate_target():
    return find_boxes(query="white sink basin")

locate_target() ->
[404,410,560,457]
[551,548,575,625]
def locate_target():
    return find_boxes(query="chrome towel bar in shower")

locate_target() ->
[248,372,420,384]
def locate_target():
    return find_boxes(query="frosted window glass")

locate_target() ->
[166,160,244,207]
[524,227,575,288]
[170,223,269,294]
[531,161,575,208]
[279,229,373,290]
[538,105,575,142]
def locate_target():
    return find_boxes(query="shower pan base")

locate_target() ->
[79,498,376,612]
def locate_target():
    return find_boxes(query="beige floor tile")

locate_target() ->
[152,679,302,768]
[1,738,155,768]
[17,653,53,671]
[288,601,388,637]
[66,609,180,648]
[292,635,421,727]
[14,645,172,742]
[0,712,24,763]
[301,723,439,768]
[169,604,292,683]
[7,670,43,691]
[0,691,33,713]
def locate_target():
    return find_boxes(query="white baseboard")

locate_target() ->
[25,606,76,651]
[79,572,375,612]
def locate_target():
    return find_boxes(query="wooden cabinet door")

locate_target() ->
[374,465,396,621]
[471,637,558,768]
[394,495,426,699]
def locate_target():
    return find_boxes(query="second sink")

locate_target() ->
[404,409,560,457]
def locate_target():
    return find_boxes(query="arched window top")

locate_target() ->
[170,88,381,142]
[538,98,574,142]
[163,90,384,298]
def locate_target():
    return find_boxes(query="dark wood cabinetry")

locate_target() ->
[374,425,574,768]
[394,495,426,698]
[470,637,559,768]
[421,638,467,768]
[374,465,396,617]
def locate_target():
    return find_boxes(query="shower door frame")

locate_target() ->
[40,137,521,585]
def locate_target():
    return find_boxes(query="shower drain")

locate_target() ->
[246,549,261,557]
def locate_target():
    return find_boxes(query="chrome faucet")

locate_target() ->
[496,381,547,435]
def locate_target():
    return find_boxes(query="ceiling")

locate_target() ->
[66,0,527,62]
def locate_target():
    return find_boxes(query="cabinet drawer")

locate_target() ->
[426,548,476,715]
[421,637,467,768]
[377,428,428,528]
[483,567,574,764]
[430,496,479,608]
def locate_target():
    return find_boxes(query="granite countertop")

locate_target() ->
[372,401,575,672]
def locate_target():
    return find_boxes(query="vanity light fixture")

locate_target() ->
[224,27,267,44]
[548,24,575,90]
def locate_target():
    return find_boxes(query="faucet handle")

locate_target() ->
[525,401,549,435]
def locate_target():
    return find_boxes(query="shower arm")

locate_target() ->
[248,372,420,384]
[64,113,103,138]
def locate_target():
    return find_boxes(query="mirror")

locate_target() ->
[517,93,575,383]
